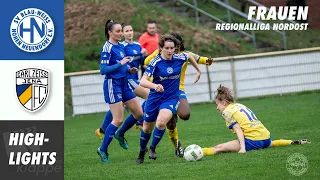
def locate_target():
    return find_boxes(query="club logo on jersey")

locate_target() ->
[120,52,125,58]
[133,50,138,54]
[16,68,49,112]
[10,8,54,52]
[167,67,173,74]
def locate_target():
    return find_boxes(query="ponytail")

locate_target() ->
[105,19,119,39]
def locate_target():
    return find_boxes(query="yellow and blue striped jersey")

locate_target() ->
[222,103,270,140]
[144,49,208,91]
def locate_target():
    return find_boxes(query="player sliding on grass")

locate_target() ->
[201,85,311,156]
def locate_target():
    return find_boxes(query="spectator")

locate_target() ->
[138,20,159,76]
[138,20,159,55]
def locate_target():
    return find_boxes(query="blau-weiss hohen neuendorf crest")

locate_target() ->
[10,8,54,52]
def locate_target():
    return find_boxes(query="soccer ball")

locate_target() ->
[183,144,203,161]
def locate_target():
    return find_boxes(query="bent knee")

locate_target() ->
[156,117,167,129]
[112,118,124,126]
[133,111,143,119]
[178,112,190,120]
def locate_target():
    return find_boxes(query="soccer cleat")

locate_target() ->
[97,147,110,162]
[133,122,143,131]
[291,139,311,145]
[175,140,184,158]
[95,128,104,143]
[114,133,129,149]
[136,149,148,164]
[149,146,157,160]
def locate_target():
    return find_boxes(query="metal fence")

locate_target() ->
[176,0,288,49]
[65,47,320,116]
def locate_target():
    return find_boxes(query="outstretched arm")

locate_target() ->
[188,51,214,66]
[185,52,201,84]
[232,124,246,153]
[100,57,130,75]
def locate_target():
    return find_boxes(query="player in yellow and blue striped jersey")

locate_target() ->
[201,85,311,156]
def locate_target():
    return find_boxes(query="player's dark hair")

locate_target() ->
[170,32,185,51]
[105,19,119,39]
[121,23,132,30]
[158,34,180,52]
[147,20,157,24]
[215,85,234,104]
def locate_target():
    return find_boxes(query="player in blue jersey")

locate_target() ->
[95,23,149,148]
[136,35,201,164]
[112,24,150,148]
[97,20,143,163]
[122,23,148,97]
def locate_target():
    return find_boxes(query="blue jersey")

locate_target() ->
[100,41,128,79]
[144,53,188,100]
[121,41,145,80]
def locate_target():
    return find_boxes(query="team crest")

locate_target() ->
[120,51,125,58]
[167,67,173,74]
[133,50,138,54]
[16,68,49,112]
[10,8,54,52]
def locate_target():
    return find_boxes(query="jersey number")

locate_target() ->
[240,108,257,122]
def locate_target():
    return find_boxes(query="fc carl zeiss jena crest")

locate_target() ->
[16,68,49,112]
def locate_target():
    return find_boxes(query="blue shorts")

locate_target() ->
[245,138,272,151]
[103,77,136,104]
[179,90,187,100]
[143,98,180,123]
[128,79,140,91]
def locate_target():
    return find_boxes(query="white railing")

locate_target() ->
[65,47,320,116]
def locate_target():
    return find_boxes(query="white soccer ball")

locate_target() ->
[183,144,203,161]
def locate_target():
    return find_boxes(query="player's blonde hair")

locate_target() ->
[215,85,234,104]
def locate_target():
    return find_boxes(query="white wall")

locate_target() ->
[69,50,320,116]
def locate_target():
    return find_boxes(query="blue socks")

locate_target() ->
[102,101,145,131]
[151,127,166,148]
[101,110,113,131]
[100,123,118,152]
[117,114,137,136]
[137,101,146,125]
[140,130,151,151]
[115,101,146,136]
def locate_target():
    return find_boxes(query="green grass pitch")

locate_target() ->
[65,92,320,179]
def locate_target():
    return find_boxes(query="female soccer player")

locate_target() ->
[201,85,311,156]
[136,35,201,164]
[96,33,213,156]
[143,33,214,158]
[97,20,143,163]
[95,23,149,146]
